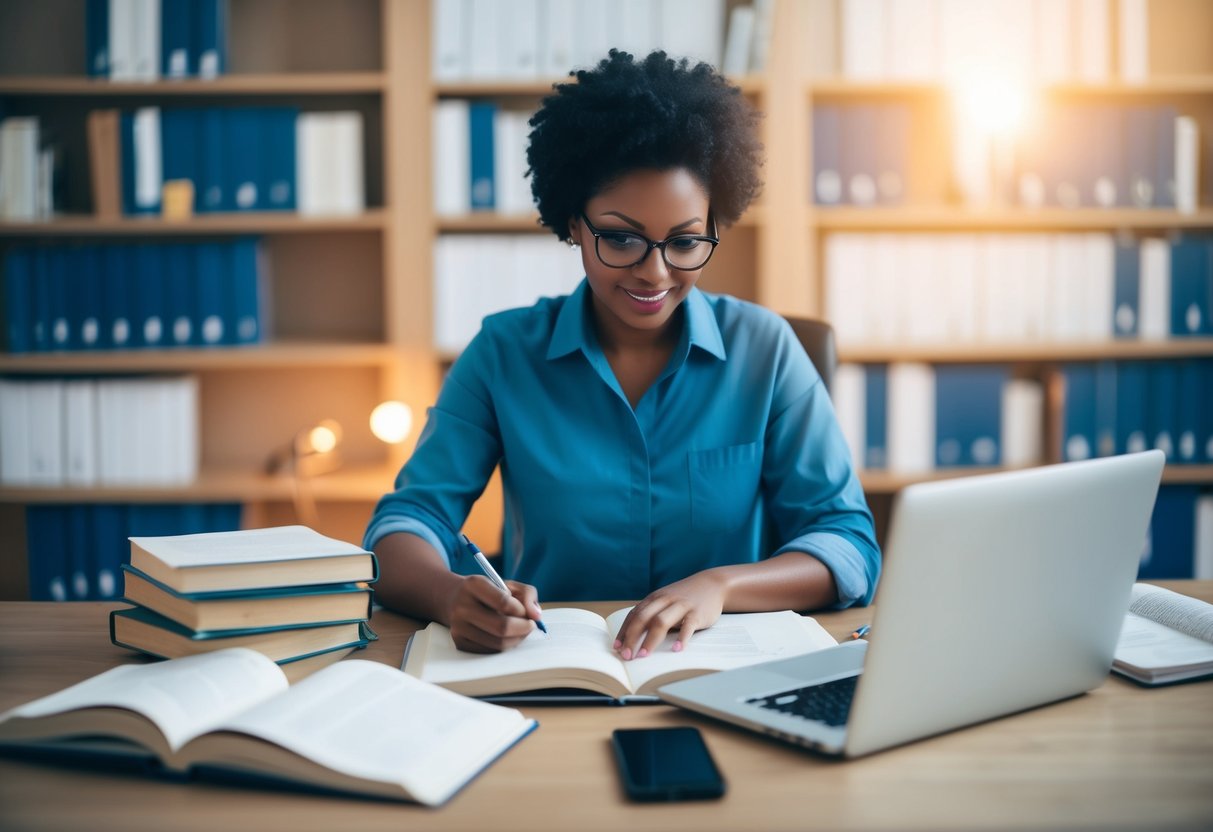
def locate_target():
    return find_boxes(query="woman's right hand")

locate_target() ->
[445,575,542,653]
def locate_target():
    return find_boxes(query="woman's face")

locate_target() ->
[569,167,712,346]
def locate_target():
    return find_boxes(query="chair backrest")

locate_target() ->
[783,316,837,394]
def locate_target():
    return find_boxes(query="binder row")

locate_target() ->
[433,234,584,354]
[838,0,1144,84]
[832,364,1045,474]
[3,239,267,355]
[825,233,1213,346]
[1061,360,1213,466]
[25,503,242,602]
[86,0,227,81]
[1012,104,1197,212]
[432,0,751,82]
[113,107,365,217]
[433,102,535,217]
[0,375,200,489]
[812,103,910,206]
[1142,486,1213,581]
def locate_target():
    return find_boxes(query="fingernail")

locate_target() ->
[621,648,632,660]
[613,639,622,649]
[672,641,682,652]
[637,648,648,658]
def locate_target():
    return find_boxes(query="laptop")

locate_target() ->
[659,451,1165,758]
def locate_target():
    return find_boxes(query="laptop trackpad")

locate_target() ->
[761,639,868,684]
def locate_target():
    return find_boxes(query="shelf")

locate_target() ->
[0,210,390,236]
[861,464,1213,493]
[0,462,400,504]
[839,339,1213,364]
[0,343,399,373]
[0,73,387,96]
[811,206,1213,231]
[808,76,1213,97]
[434,74,763,99]
[436,205,763,233]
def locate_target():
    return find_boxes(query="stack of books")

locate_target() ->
[112,525,378,682]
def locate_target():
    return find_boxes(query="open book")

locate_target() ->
[0,649,536,805]
[402,607,838,703]
[1113,583,1213,685]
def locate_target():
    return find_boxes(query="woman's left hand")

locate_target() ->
[614,570,728,660]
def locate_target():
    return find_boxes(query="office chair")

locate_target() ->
[783,316,837,394]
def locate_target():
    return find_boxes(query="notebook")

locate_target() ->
[660,451,1165,758]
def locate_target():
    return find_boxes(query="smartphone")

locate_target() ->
[611,726,726,802]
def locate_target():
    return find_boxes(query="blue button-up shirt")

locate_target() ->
[365,281,880,606]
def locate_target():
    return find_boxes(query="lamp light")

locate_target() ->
[370,401,413,445]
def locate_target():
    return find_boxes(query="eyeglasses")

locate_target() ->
[579,213,719,271]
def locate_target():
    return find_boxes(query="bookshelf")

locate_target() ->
[0,0,442,600]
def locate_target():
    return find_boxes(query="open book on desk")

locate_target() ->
[1113,583,1213,686]
[402,607,838,703]
[0,649,536,805]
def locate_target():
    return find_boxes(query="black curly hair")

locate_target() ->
[527,50,763,243]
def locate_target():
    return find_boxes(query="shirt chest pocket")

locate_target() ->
[688,441,764,534]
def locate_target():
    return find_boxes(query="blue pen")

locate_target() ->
[462,533,548,634]
[850,624,871,640]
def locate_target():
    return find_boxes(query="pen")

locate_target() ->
[461,533,548,634]
[850,624,870,640]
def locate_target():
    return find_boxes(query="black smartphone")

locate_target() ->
[611,726,726,802]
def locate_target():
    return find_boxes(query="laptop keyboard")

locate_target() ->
[746,675,859,727]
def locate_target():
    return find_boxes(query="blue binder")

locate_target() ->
[225,108,262,211]
[46,249,71,352]
[85,0,109,77]
[1140,486,1197,579]
[1175,359,1205,464]
[91,503,130,600]
[468,102,497,211]
[1112,237,1139,338]
[131,244,166,349]
[1147,361,1179,461]
[1154,107,1177,209]
[1123,106,1157,207]
[66,505,94,600]
[228,237,264,345]
[67,245,104,351]
[193,0,228,78]
[161,108,201,211]
[193,242,228,346]
[3,247,33,354]
[199,108,226,212]
[1062,363,1096,461]
[29,248,52,353]
[26,506,70,602]
[864,364,888,469]
[934,365,1005,467]
[1115,361,1149,455]
[812,104,843,205]
[162,243,194,347]
[263,107,298,211]
[101,244,134,350]
[1169,237,1212,336]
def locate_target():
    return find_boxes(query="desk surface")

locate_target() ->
[1,583,1212,832]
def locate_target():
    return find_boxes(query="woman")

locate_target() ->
[365,51,879,659]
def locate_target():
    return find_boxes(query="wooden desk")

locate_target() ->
[2,583,1212,831]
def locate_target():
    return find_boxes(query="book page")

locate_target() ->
[408,607,631,690]
[1,649,286,753]
[195,660,532,805]
[1129,583,1213,644]
[132,525,367,568]
[1116,612,1213,671]
[602,608,839,694]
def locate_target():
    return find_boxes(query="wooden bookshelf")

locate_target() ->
[0,210,390,236]
[0,73,387,96]
[861,465,1213,494]
[811,207,1213,231]
[0,343,399,373]
[437,205,764,233]
[809,76,1213,98]
[0,462,401,504]
[839,339,1213,364]
[434,74,765,99]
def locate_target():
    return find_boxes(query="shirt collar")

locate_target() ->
[546,280,727,362]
